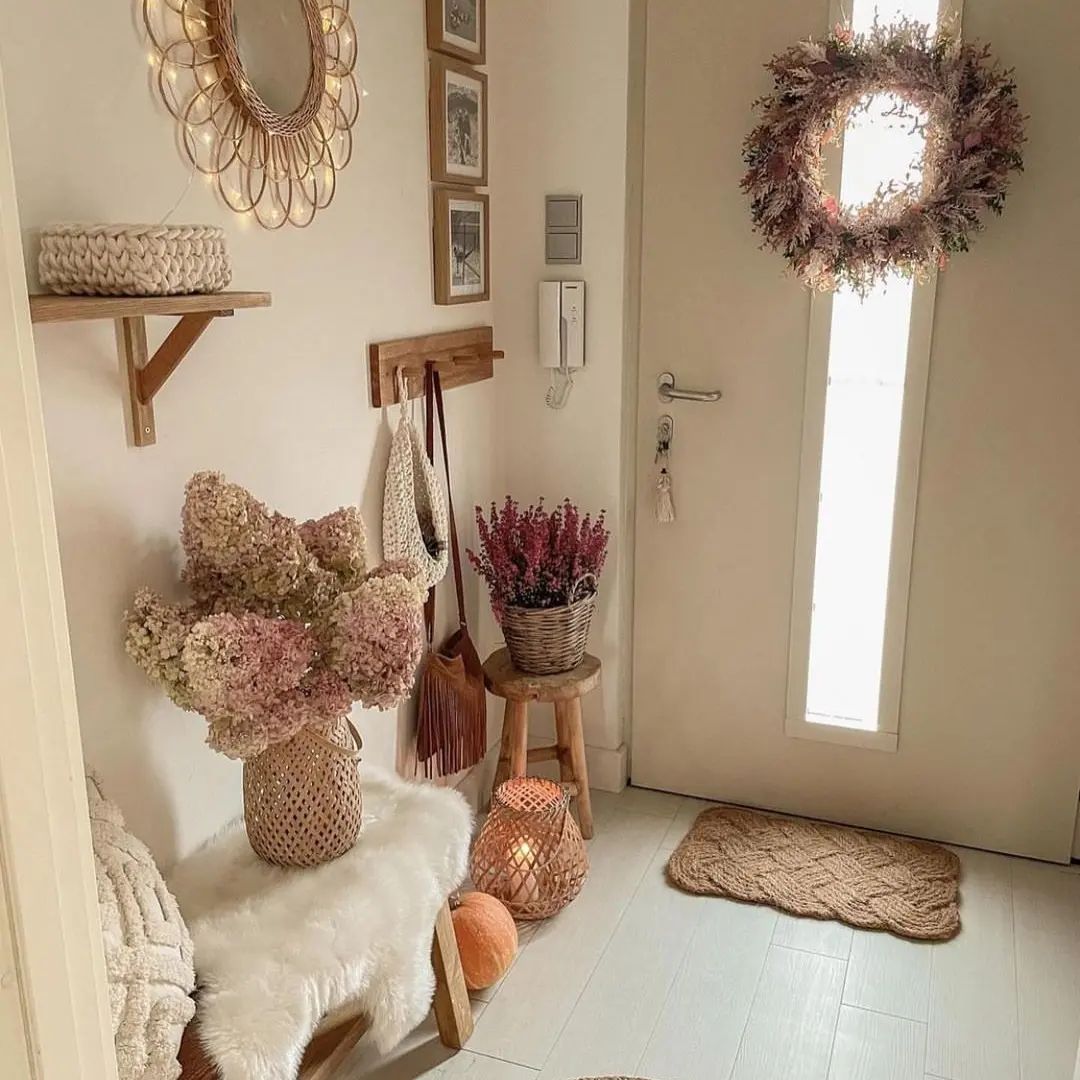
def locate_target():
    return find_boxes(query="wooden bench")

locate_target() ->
[177,899,472,1079]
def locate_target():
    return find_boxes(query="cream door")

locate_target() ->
[630,0,1080,862]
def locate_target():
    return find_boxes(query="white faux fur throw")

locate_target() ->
[168,767,472,1080]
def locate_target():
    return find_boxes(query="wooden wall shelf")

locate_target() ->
[29,292,272,448]
[369,326,504,408]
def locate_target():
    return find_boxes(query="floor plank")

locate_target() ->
[467,809,672,1068]
[536,851,706,1080]
[844,930,932,1022]
[341,1008,494,1079]
[637,895,777,1080]
[925,849,1020,1080]
[658,797,714,853]
[773,913,854,960]
[828,1007,926,1080]
[430,1052,536,1078]
[590,785,685,825]
[469,921,540,1004]
[1011,860,1080,1080]
[730,945,847,1080]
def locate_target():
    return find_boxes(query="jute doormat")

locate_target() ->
[667,806,961,941]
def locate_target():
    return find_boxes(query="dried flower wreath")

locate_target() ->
[742,20,1025,294]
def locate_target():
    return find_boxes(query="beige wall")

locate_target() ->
[0,1,497,866]
[488,0,634,788]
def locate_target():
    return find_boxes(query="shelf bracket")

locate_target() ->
[115,309,233,447]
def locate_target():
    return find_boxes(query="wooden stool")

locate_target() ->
[483,648,600,840]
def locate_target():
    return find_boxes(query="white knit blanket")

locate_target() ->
[168,768,472,1080]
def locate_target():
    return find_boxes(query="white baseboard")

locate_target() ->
[584,743,628,792]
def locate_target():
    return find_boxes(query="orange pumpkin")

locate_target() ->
[450,891,518,991]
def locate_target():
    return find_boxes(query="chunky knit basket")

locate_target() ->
[39,223,231,296]
[243,718,363,868]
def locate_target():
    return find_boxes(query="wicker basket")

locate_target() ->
[38,223,231,297]
[470,777,588,920]
[501,577,597,676]
[243,718,362,868]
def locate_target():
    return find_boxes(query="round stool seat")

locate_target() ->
[483,648,601,702]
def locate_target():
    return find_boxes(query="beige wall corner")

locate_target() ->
[489,0,633,784]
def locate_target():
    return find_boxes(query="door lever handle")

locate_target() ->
[657,372,722,403]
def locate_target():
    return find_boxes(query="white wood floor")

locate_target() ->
[345,786,1080,1080]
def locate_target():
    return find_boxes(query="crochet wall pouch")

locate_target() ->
[382,368,449,590]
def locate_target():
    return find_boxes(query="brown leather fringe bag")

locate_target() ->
[415,368,487,777]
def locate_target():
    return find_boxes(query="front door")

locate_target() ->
[629,0,1080,861]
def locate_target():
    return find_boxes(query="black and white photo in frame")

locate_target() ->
[433,188,489,305]
[426,0,485,65]
[429,55,488,187]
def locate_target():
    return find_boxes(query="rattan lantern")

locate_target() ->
[470,777,589,920]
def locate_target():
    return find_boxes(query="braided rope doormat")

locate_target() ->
[667,807,961,941]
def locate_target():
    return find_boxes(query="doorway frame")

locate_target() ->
[0,56,118,1080]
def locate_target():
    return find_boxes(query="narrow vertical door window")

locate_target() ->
[795,0,943,738]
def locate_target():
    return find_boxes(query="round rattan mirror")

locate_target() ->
[144,0,361,229]
[233,0,315,116]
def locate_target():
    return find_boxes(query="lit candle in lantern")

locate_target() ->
[508,839,540,905]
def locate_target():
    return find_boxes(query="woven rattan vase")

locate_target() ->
[470,777,588,920]
[501,578,597,676]
[243,718,362,868]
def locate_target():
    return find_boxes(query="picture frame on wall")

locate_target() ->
[426,0,486,65]
[433,187,490,305]
[429,55,488,187]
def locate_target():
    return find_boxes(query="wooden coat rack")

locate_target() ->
[369,326,503,407]
[29,292,272,447]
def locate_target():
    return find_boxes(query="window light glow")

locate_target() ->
[802,0,940,732]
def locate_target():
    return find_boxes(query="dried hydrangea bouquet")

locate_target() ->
[126,472,425,866]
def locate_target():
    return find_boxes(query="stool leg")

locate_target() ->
[493,703,513,792]
[508,699,529,778]
[563,697,593,839]
[554,702,574,785]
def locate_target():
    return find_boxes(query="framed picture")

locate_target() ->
[426,0,486,65]
[433,188,489,305]
[429,55,488,187]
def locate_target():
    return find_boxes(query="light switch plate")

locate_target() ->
[545,194,582,265]
[546,232,580,263]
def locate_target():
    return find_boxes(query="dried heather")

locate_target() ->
[468,497,610,621]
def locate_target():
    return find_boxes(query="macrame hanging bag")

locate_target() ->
[383,369,449,590]
[415,368,487,778]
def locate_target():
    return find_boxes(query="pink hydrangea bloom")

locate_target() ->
[125,473,424,760]
[325,574,426,710]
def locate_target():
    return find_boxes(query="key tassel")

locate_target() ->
[656,467,676,523]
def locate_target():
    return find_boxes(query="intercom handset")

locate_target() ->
[540,281,586,409]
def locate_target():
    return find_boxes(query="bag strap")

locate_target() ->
[434,371,468,629]
[423,366,437,642]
